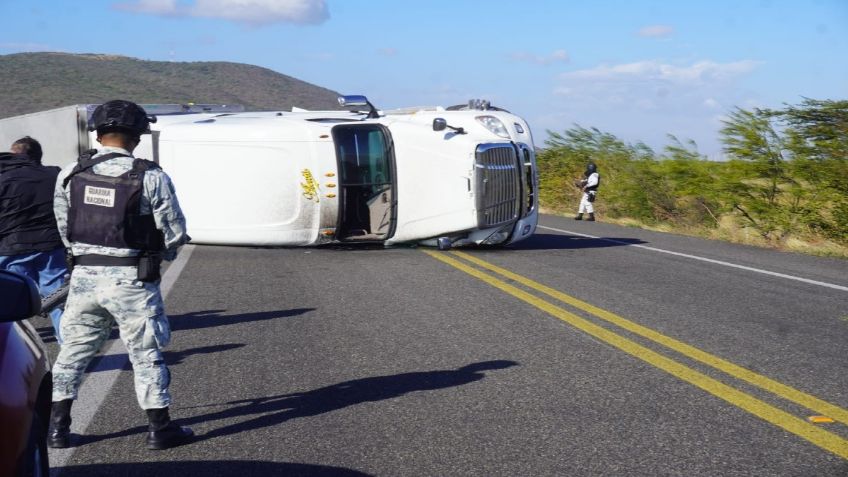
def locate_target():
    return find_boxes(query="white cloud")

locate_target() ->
[115,0,179,15]
[559,60,761,85]
[638,25,675,38]
[547,59,764,155]
[510,49,570,65]
[113,0,329,26]
[553,59,763,115]
[193,0,328,25]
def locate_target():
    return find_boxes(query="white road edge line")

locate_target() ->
[538,225,848,293]
[49,244,196,473]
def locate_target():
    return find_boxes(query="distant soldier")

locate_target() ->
[574,162,600,221]
[0,136,68,342]
[48,100,193,450]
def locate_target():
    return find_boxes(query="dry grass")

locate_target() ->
[541,207,848,259]
[704,216,848,258]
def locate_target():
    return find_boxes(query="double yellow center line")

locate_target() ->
[422,249,848,460]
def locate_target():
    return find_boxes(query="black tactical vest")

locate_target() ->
[585,173,601,191]
[0,153,63,255]
[65,151,165,251]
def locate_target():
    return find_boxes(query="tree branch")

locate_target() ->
[734,204,763,232]
[698,199,721,225]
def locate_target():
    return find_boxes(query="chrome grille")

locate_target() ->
[475,144,520,227]
[519,143,536,216]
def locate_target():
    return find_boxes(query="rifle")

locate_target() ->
[40,250,73,316]
[40,280,69,317]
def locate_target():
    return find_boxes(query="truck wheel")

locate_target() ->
[436,237,452,251]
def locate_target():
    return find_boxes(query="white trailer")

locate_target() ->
[0,105,92,165]
[0,97,538,248]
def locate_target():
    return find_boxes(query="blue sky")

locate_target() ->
[1,0,846,157]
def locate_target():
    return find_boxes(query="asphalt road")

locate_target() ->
[39,214,848,476]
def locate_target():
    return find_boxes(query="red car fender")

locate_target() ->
[0,319,50,472]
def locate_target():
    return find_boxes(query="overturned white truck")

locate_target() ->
[0,97,538,248]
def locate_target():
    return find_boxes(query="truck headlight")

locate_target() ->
[476,116,510,138]
[481,224,513,245]
[482,230,510,245]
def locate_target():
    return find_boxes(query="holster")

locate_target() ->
[137,252,163,282]
[65,249,75,273]
[588,191,596,203]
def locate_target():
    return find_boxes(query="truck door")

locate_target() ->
[332,124,396,241]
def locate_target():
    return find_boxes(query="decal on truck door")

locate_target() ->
[300,169,320,202]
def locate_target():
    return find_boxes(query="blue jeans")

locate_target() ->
[0,247,68,343]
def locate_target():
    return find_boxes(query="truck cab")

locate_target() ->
[0,97,538,248]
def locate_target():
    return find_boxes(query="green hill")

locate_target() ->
[0,52,342,118]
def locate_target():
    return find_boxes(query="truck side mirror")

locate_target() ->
[433,118,465,135]
[338,95,379,119]
[338,95,369,108]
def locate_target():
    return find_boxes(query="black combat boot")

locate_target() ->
[587,213,596,221]
[47,399,73,448]
[574,213,583,220]
[146,407,194,450]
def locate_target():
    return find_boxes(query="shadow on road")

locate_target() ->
[36,307,313,344]
[69,360,518,448]
[184,360,519,442]
[87,343,246,373]
[169,308,315,331]
[55,460,374,477]
[506,233,646,251]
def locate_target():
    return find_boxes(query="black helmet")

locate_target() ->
[88,100,156,136]
[585,162,597,175]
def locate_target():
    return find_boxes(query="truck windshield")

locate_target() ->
[332,125,396,241]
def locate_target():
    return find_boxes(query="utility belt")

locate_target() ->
[71,252,163,282]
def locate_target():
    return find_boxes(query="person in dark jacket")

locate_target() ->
[0,137,68,342]
[10,135,43,164]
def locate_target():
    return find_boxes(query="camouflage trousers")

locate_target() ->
[578,191,595,214]
[52,265,172,410]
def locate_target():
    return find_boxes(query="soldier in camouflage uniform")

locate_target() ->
[574,162,600,221]
[48,100,193,450]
